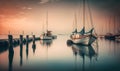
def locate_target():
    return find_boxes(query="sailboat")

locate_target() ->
[40,12,57,40]
[68,0,97,46]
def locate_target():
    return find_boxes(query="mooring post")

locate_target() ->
[20,35,23,44]
[8,35,14,71]
[26,35,29,43]
[8,35,13,46]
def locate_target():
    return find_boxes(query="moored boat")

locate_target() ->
[68,0,97,46]
[40,12,57,40]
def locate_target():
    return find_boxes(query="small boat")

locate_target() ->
[40,12,57,40]
[104,16,120,41]
[104,33,115,40]
[40,30,57,40]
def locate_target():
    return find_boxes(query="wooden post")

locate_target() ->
[8,35,13,46]
[8,35,14,71]
[26,35,29,43]
[20,35,23,44]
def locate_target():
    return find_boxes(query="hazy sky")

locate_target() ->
[0,0,120,35]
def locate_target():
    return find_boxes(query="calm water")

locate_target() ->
[0,35,120,71]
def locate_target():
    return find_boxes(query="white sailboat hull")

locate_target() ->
[72,36,90,45]
[70,34,97,45]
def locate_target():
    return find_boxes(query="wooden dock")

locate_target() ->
[0,35,40,54]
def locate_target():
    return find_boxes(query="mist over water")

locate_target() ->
[0,0,120,71]
[0,0,120,35]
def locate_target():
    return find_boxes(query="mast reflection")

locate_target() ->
[40,40,53,59]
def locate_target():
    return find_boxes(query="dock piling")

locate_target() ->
[26,35,29,43]
[8,35,13,46]
[20,35,23,44]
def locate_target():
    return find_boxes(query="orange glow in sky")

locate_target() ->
[0,0,119,35]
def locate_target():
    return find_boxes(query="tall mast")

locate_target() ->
[87,0,97,35]
[42,20,44,32]
[75,12,77,30]
[109,16,111,33]
[87,0,93,28]
[46,11,48,31]
[83,0,85,28]
[114,15,116,34]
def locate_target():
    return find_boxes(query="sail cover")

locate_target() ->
[85,28,94,34]
[78,27,85,35]
[72,28,77,33]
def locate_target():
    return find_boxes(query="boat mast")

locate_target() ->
[75,12,77,31]
[46,11,48,32]
[87,0,93,28]
[114,15,116,34]
[83,0,85,28]
[109,16,111,34]
[42,20,44,33]
[87,0,97,35]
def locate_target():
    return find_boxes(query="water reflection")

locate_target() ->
[40,39,53,60]
[1,36,120,71]
[32,35,36,54]
[0,46,8,54]
[32,43,36,54]
[26,43,29,59]
[26,35,30,59]
[8,45,14,71]
[67,43,98,71]
[40,40,53,47]
[20,44,23,66]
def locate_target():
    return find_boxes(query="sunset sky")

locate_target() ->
[0,0,120,35]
